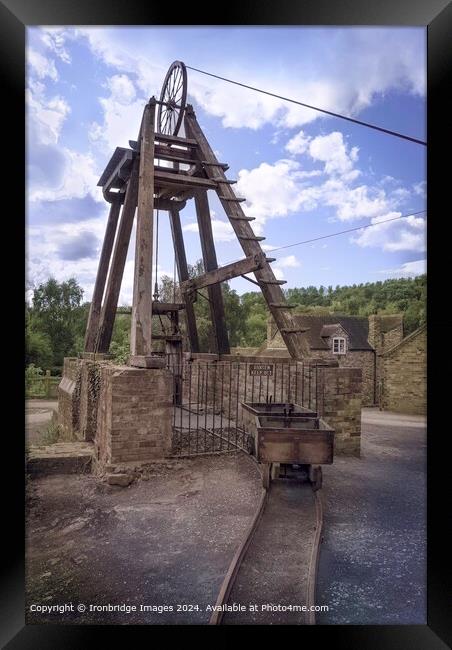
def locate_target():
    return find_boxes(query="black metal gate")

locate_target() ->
[166,355,323,457]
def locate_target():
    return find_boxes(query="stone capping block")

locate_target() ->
[58,357,83,439]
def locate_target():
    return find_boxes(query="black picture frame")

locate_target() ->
[4,0,450,646]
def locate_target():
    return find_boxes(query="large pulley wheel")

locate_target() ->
[157,61,187,136]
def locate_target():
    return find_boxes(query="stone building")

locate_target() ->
[379,324,426,415]
[264,314,405,406]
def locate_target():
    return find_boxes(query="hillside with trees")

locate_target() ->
[25,268,426,372]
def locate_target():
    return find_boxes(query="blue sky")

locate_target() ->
[26,27,426,305]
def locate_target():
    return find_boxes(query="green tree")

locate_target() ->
[29,278,84,366]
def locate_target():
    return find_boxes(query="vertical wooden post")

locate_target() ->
[96,159,139,354]
[130,98,157,365]
[194,189,230,355]
[84,196,122,352]
[45,369,51,398]
[168,206,200,352]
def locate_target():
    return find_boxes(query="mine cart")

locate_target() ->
[241,402,334,490]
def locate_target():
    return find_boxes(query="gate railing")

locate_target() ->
[166,355,326,457]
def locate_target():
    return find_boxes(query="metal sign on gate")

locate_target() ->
[249,363,273,376]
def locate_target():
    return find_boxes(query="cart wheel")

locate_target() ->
[309,465,323,491]
[262,463,271,489]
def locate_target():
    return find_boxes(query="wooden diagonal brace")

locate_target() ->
[181,253,266,294]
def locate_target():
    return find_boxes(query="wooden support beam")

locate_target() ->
[168,207,200,352]
[193,189,230,355]
[115,302,185,316]
[155,133,198,147]
[152,333,183,341]
[185,105,310,360]
[201,161,229,170]
[152,301,185,314]
[96,159,139,353]
[154,198,186,211]
[130,99,156,361]
[103,189,126,204]
[154,169,217,191]
[211,178,237,184]
[130,134,198,149]
[218,196,246,202]
[84,197,122,352]
[181,253,266,294]
[102,149,134,197]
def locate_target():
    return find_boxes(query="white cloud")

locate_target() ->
[27,48,59,82]
[89,74,147,153]
[75,27,424,132]
[26,73,102,203]
[26,82,70,145]
[413,180,427,198]
[378,259,426,278]
[40,28,72,63]
[324,180,389,221]
[352,213,426,252]
[285,130,311,155]
[236,159,322,232]
[287,130,360,182]
[271,266,286,281]
[29,148,100,203]
[277,255,300,268]
[308,131,359,180]
[106,74,137,104]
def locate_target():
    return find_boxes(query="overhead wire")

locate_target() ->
[219,209,427,267]
[186,65,427,146]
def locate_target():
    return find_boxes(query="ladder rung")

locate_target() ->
[265,257,276,263]
[269,303,296,309]
[261,279,287,285]
[238,235,266,241]
[218,196,246,203]
[228,215,255,221]
[202,161,229,170]
[212,178,237,184]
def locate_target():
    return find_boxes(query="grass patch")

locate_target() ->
[40,417,76,445]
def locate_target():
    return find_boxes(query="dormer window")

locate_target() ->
[333,337,346,354]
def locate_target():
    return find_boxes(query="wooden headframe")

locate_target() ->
[84,99,310,362]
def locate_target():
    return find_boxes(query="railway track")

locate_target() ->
[209,461,324,625]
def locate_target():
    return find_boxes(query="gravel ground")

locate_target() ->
[316,409,426,624]
[26,453,262,625]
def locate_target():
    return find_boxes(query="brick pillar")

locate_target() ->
[95,365,173,467]
[319,366,362,456]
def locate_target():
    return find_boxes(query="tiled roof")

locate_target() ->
[293,315,373,351]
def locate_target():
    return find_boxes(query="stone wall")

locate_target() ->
[316,366,362,456]
[58,358,83,438]
[380,325,426,415]
[282,348,375,406]
[95,365,173,466]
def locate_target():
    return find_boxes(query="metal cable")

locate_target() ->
[186,65,426,146]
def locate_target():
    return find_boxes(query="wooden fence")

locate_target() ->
[26,370,61,399]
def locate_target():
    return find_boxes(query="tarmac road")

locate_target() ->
[316,408,426,624]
